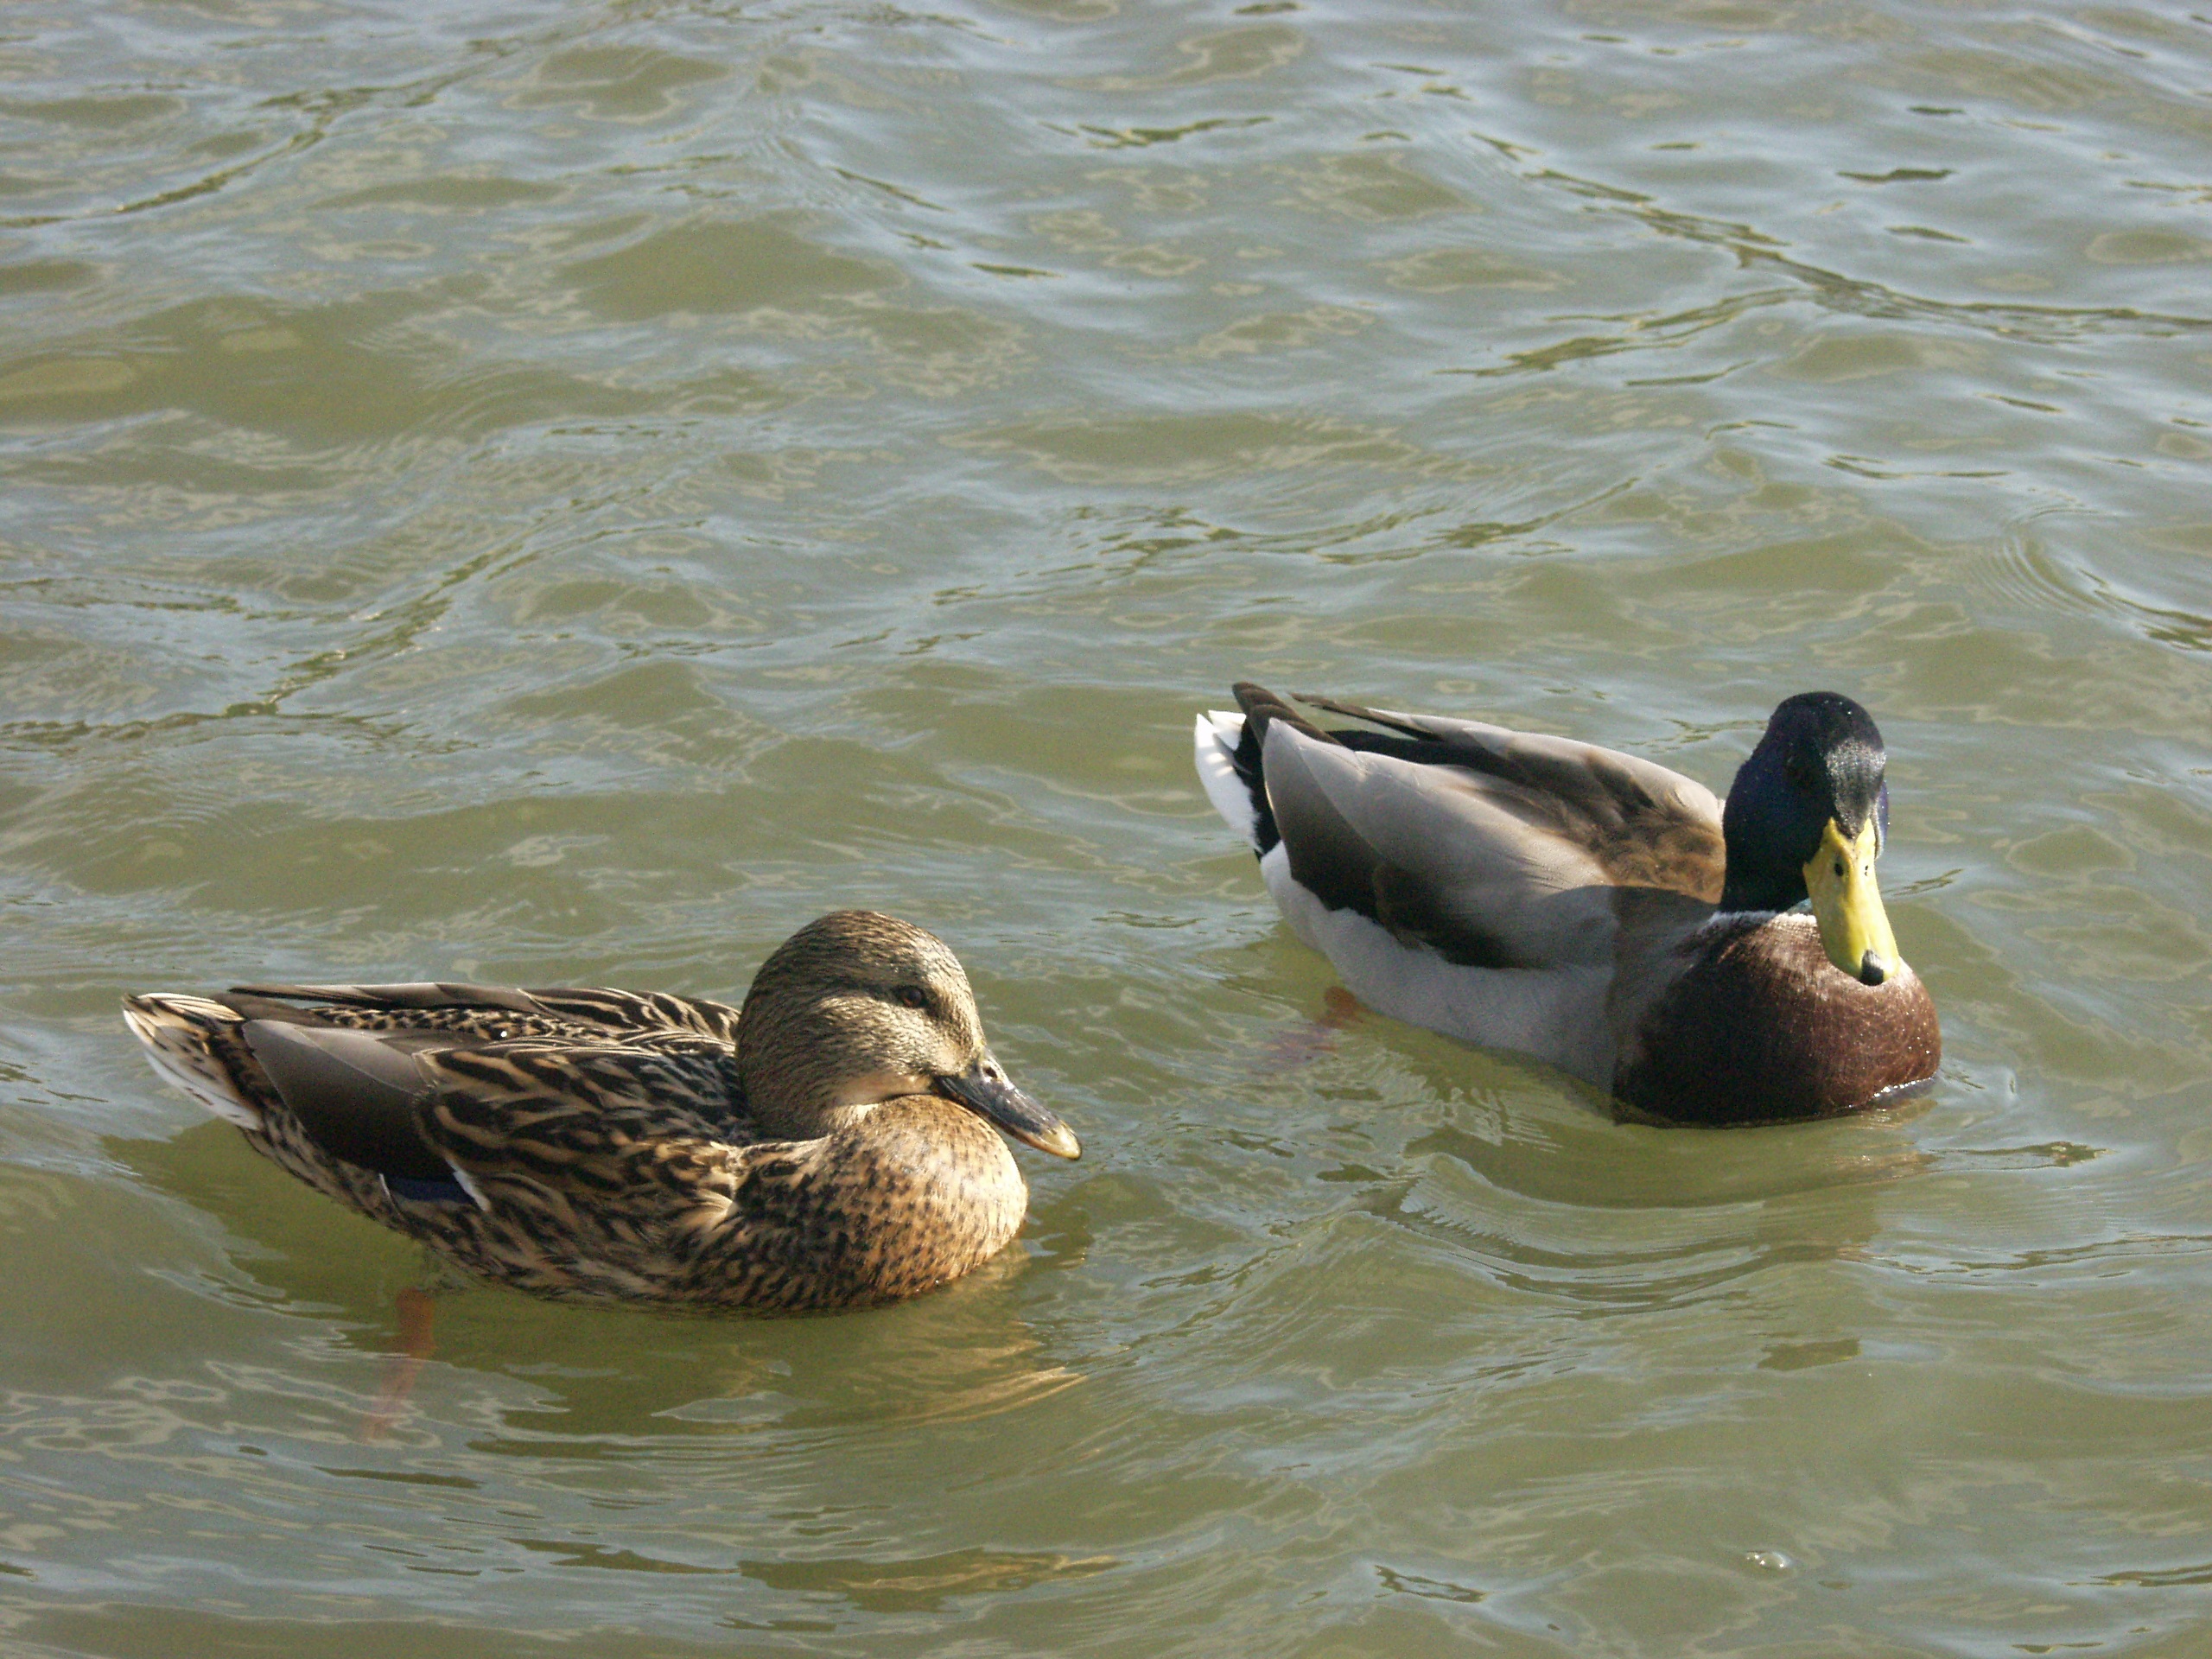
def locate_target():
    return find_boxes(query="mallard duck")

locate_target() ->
[1195,684,1939,1124]
[123,910,1080,1310]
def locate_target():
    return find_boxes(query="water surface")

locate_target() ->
[3,2,2210,1655]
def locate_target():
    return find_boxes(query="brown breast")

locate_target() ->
[1613,912,1941,1126]
[696,1096,1031,1311]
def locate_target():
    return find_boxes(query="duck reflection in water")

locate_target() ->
[124,1115,1092,1442]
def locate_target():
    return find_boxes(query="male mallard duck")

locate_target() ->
[123,911,1080,1310]
[1195,684,1939,1124]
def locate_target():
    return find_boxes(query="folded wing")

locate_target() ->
[1257,698,1725,973]
[228,981,744,1049]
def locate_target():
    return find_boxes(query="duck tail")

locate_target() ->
[121,993,264,1128]
[1196,681,1339,856]
[1193,706,1262,850]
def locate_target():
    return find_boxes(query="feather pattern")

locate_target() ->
[124,911,1079,1310]
[1198,683,1939,1123]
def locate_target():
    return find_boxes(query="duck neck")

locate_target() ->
[1718,753,1818,916]
[1717,854,1804,916]
[739,1056,883,1141]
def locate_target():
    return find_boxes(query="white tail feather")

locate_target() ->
[1193,710,1260,849]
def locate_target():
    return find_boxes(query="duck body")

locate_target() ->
[1195,684,1939,1125]
[124,912,1079,1311]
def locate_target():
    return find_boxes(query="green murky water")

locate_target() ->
[3,2,2209,1654]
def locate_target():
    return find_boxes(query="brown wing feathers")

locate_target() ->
[239,1020,453,1182]
[213,986,747,1198]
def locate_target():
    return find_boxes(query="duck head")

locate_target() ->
[738,909,1080,1158]
[1718,692,1904,987]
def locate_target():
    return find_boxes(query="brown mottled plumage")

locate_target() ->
[123,911,1080,1311]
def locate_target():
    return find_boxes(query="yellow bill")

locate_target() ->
[1802,817,1901,986]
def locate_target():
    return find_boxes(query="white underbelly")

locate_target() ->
[1258,844,1617,1090]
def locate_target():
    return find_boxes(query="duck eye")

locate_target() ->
[891,985,929,1011]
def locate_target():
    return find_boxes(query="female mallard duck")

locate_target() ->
[123,911,1080,1310]
[1195,684,1939,1125]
